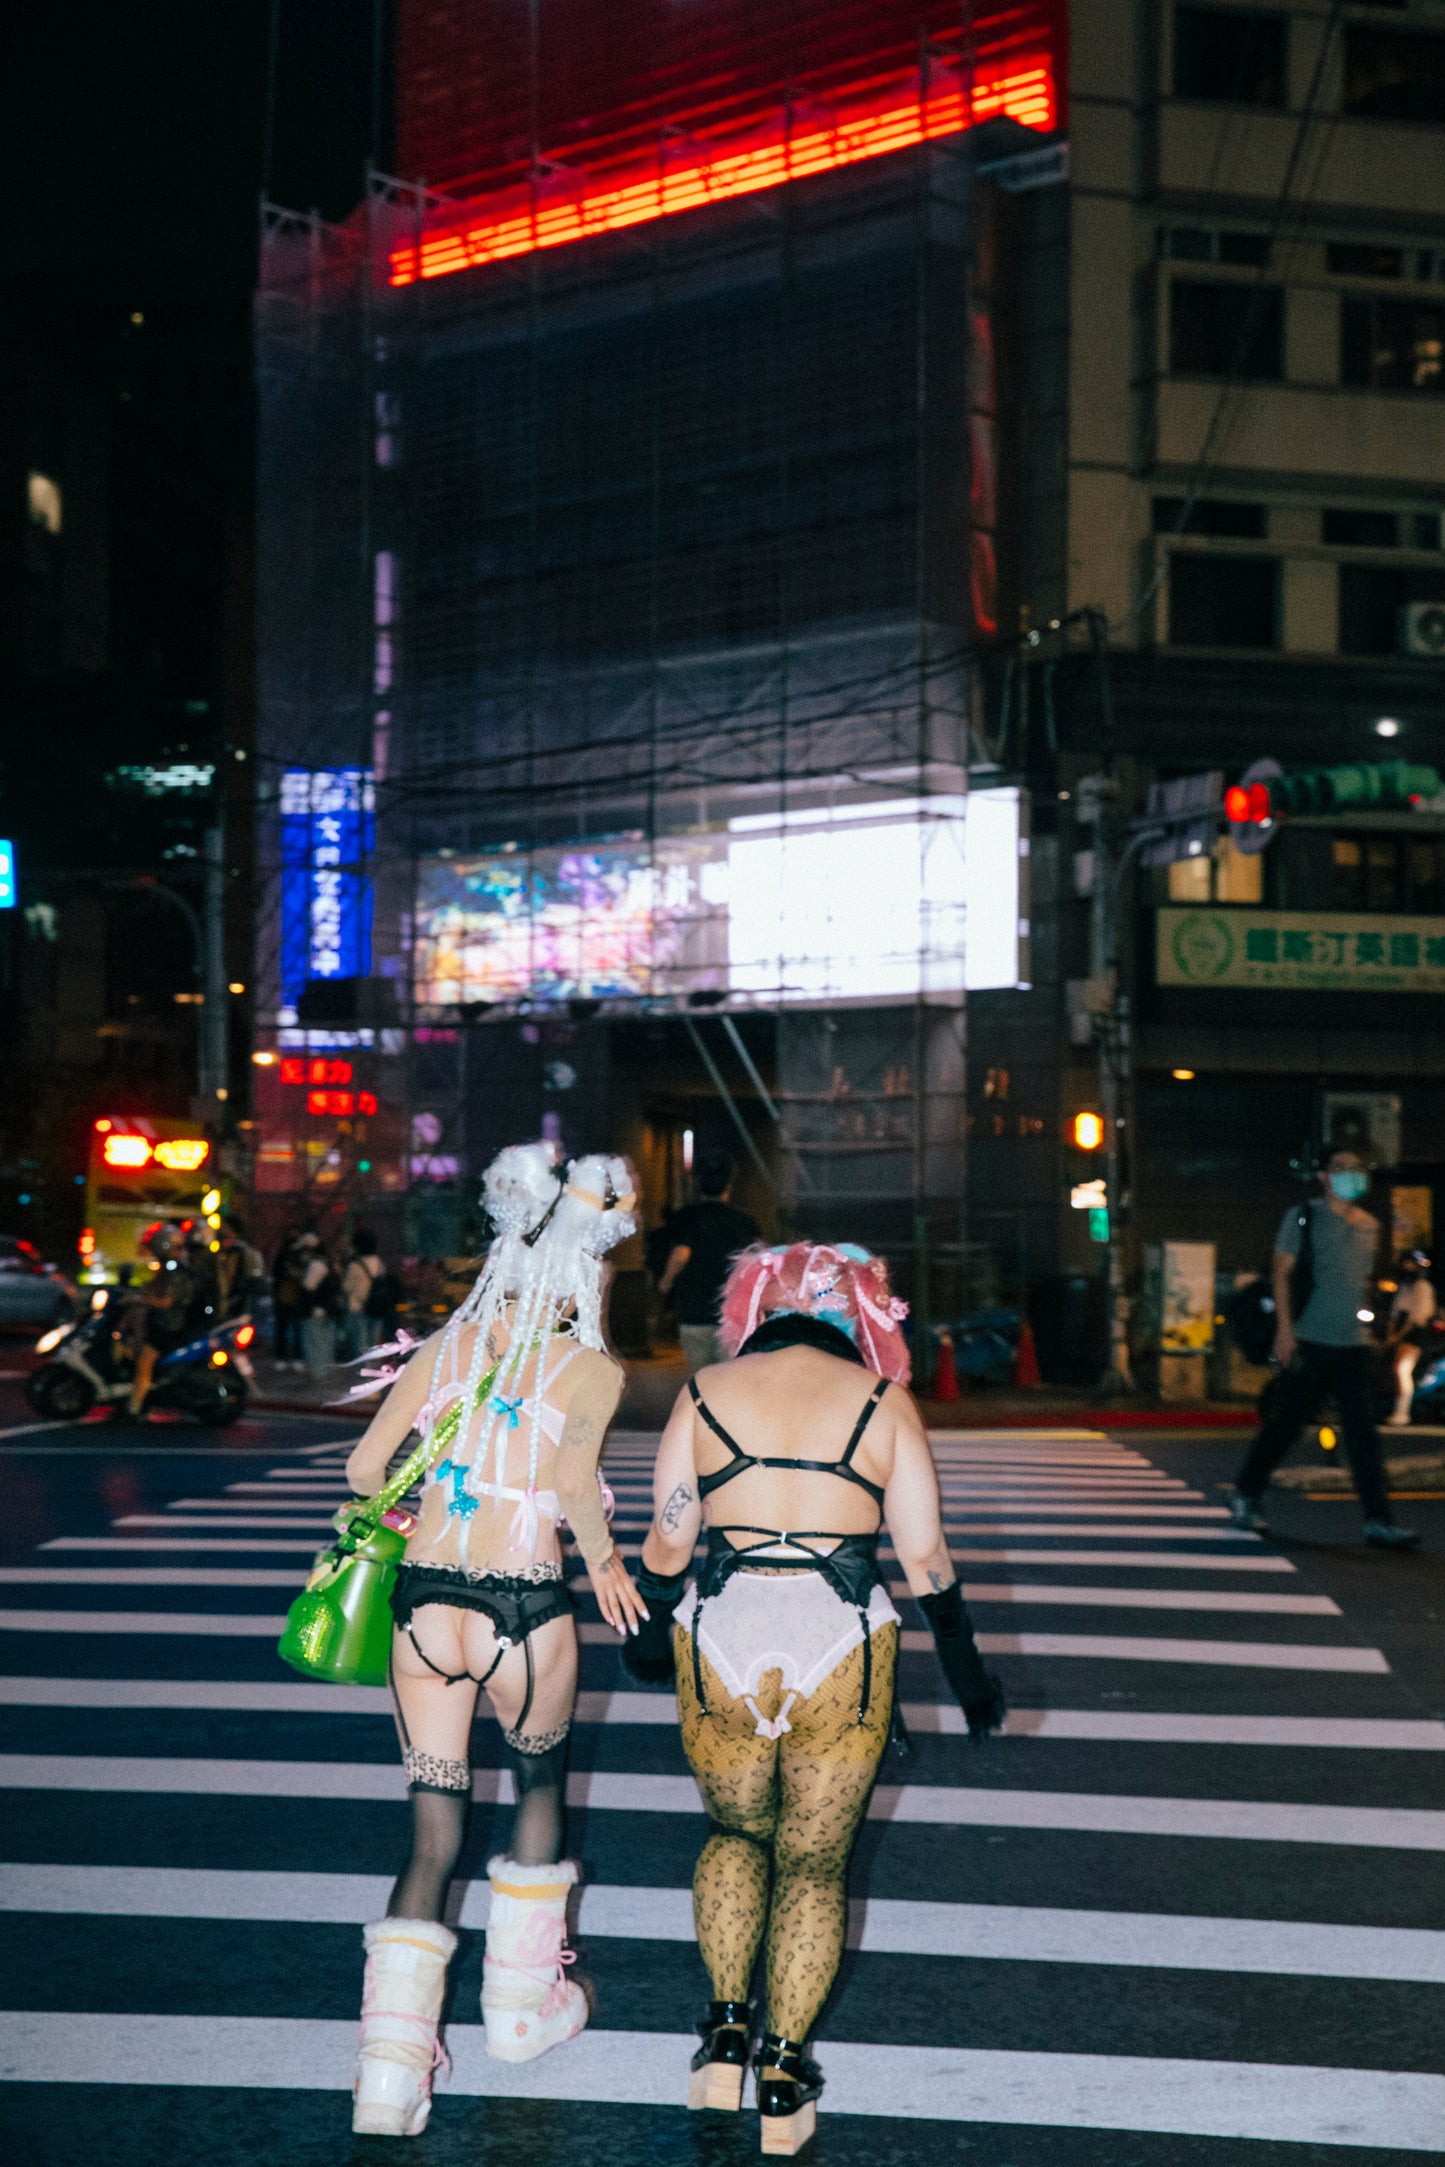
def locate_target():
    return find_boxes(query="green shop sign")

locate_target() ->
[1158,909,1445,992]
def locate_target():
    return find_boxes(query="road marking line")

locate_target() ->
[0,1606,1383,1667]
[4,1863,1443,1983]
[0,1567,1329,1613]
[114,1516,334,1531]
[41,1538,323,1555]
[0,2014,1440,2144]
[1,1677,1437,1749]
[3,1758,1435,1847]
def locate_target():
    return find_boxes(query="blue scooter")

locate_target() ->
[27,1287,255,1426]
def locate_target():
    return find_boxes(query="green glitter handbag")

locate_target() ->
[278,1367,494,1688]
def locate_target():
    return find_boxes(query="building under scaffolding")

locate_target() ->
[250,0,1067,1345]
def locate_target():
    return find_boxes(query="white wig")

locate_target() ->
[422,1142,636,1559]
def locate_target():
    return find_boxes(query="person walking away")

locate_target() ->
[272,1233,306,1369]
[341,1227,386,1361]
[1385,1250,1437,1427]
[343,1146,645,2135]
[298,1233,341,1381]
[657,1152,758,1374]
[624,1241,1004,2153]
[1229,1149,1419,1547]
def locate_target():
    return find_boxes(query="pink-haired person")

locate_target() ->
[624,1240,1005,2156]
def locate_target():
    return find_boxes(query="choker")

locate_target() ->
[735,1312,865,1366]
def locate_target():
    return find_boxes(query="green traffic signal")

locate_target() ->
[1268,762,1440,815]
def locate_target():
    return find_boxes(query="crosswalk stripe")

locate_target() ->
[41,1538,325,1555]
[5,1862,1443,1983]
[0,1607,1386,1668]
[115,1516,335,1531]
[0,1567,1334,1614]
[3,1676,1438,1749]
[4,1755,1442,1848]
[2,2012,1441,2146]
[37,1534,1290,1571]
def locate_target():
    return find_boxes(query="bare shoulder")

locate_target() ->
[557,1343,624,1399]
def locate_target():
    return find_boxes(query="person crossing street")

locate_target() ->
[1229,1148,1419,1549]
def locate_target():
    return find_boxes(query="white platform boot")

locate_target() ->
[353,1916,456,2136]
[482,1856,588,2062]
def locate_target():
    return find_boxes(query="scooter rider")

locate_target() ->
[117,1223,196,1422]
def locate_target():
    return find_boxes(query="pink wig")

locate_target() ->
[718,1242,911,1384]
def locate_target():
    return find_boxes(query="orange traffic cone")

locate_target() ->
[932,1328,960,1402]
[1013,1317,1042,1389]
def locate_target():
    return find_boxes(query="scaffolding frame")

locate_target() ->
[252,14,1010,1344]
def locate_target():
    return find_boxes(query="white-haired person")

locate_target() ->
[343,1145,647,2136]
[624,1240,1005,2156]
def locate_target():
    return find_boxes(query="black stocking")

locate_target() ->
[505,1729,569,1866]
[388,1785,471,1921]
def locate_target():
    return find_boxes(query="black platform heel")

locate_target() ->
[755,2031,824,2155]
[687,1999,753,2111]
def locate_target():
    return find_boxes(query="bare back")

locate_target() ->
[347,1323,621,1573]
[687,1345,901,1551]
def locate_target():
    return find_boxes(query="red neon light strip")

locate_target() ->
[390,57,1056,288]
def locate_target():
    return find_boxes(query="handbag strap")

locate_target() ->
[336,1361,499,1551]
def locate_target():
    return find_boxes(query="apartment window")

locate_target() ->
[1326,242,1403,280]
[1154,497,1267,538]
[1323,508,1398,548]
[27,471,62,535]
[1343,29,1445,125]
[1169,554,1279,647]
[1160,228,1271,267]
[1166,836,1263,904]
[1275,833,1445,917]
[1339,564,1406,654]
[1170,281,1283,378]
[1174,7,1286,106]
[1341,296,1445,391]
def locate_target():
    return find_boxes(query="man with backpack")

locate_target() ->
[297,1232,344,1381]
[341,1226,393,1358]
[1228,1148,1419,1549]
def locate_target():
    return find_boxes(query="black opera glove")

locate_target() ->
[622,1564,689,1686]
[918,1580,1007,1743]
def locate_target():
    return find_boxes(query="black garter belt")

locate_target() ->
[390,1566,576,1735]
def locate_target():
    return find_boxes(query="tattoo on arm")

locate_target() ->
[660,1482,694,1533]
[927,1569,949,1592]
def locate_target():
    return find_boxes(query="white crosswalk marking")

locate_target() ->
[3,2014,1441,2148]
[4,1415,1437,2156]
[6,1862,1445,1982]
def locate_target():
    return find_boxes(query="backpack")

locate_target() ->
[1223,1204,1316,1364]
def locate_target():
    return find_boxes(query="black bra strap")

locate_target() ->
[841,1378,889,1466]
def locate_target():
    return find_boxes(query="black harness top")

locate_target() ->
[687,1374,890,1723]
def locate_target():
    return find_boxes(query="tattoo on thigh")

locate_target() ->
[660,1482,694,1532]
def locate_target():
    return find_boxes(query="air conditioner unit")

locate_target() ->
[1399,601,1445,657]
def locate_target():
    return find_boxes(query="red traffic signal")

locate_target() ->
[1224,781,1272,824]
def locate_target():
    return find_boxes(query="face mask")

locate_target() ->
[1328,1170,1368,1202]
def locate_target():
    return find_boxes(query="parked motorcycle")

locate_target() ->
[26,1288,256,1426]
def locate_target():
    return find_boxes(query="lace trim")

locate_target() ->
[503,1720,571,1755]
[404,1748,470,1792]
[406,1560,563,1586]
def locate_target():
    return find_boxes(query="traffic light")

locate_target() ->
[1072,1110,1105,1151]
[1266,760,1440,815]
[1224,758,1281,854]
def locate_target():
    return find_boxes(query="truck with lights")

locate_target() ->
[81,1118,223,1282]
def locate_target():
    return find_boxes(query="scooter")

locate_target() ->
[26,1288,256,1426]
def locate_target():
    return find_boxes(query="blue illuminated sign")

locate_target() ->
[279,771,374,1011]
[0,840,14,909]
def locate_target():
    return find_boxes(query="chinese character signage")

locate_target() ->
[279,770,375,1010]
[1158,910,1445,992]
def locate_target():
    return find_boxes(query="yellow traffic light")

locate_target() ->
[1072,1111,1105,1151]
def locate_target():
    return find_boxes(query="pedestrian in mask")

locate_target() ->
[1228,1150,1419,1548]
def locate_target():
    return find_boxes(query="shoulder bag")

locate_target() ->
[278,1365,495,1687]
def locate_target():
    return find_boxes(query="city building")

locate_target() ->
[251,0,1067,1347]
[972,0,1445,1367]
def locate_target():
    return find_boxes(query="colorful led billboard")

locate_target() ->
[413,791,1022,1010]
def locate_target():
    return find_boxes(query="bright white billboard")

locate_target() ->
[412,788,1022,1008]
